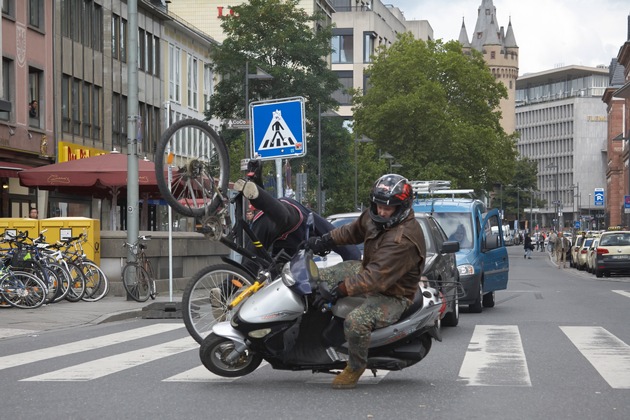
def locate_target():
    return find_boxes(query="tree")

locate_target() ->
[352,33,518,192]
[206,0,348,212]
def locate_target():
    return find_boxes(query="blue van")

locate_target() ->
[413,196,509,312]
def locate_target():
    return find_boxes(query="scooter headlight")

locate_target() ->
[281,262,295,287]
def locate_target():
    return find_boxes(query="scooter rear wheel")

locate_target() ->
[199,333,263,377]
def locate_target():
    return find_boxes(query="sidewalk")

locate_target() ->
[1,292,183,335]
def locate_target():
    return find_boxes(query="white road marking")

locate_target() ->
[561,326,630,389]
[458,325,532,386]
[21,336,198,381]
[164,361,269,382]
[612,290,630,299]
[0,324,184,371]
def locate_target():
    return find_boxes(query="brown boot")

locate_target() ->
[332,366,366,389]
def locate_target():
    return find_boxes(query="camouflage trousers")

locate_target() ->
[319,261,410,370]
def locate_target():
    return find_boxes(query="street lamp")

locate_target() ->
[317,107,340,214]
[354,135,372,211]
[244,61,273,159]
[546,162,559,231]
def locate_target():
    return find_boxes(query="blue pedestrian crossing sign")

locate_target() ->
[250,97,306,160]
[594,188,604,207]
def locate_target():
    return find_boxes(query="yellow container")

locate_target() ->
[0,218,40,241]
[39,217,101,264]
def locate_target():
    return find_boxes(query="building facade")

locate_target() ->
[515,66,610,230]
[610,16,630,228]
[0,0,219,229]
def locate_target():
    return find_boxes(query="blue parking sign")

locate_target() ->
[594,188,604,207]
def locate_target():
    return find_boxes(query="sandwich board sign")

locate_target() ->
[250,97,306,161]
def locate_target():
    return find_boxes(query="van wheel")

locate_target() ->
[482,291,495,308]
[469,284,483,313]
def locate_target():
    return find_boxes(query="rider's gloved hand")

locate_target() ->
[233,178,259,199]
[307,233,334,256]
[314,281,347,309]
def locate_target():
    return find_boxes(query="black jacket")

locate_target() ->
[245,186,361,270]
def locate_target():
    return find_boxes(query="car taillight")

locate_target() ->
[580,249,587,254]
[596,248,609,255]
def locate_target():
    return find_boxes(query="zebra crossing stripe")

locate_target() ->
[0,324,184,372]
[21,336,198,381]
[458,325,532,386]
[561,326,630,389]
[163,361,269,382]
[612,290,630,299]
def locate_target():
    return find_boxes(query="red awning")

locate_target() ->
[0,161,33,178]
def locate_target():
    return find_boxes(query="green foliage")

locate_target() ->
[205,0,353,213]
[352,33,518,192]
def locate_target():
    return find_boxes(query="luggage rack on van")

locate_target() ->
[410,180,476,198]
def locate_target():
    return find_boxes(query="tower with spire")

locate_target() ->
[459,0,519,134]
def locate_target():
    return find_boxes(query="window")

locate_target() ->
[491,51,495,59]
[28,0,43,30]
[112,93,127,150]
[112,14,127,62]
[138,29,146,71]
[153,35,160,77]
[2,0,14,17]
[169,44,181,103]
[187,54,198,109]
[332,71,353,105]
[145,31,153,74]
[363,32,376,63]
[332,29,353,64]
[71,78,80,135]
[28,67,43,128]
[203,64,214,112]
[1,58,13,121]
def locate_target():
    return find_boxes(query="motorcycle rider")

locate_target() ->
[308,174,426,389]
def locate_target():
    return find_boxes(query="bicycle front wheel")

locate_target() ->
[155,118,230,218]
[182,264,254,344]
[122,263,152,302]
[0,271,47,309]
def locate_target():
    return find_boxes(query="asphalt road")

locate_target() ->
[0,245,628,420]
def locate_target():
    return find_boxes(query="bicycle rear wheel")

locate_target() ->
[64,262,86,302]
[155,118,230,218]
[122,263,152,302]
[0,271,47,309]
[81,260,109,302]
[182,264,254,344]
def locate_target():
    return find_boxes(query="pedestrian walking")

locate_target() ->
[555,232,570,268]
[524,233,533,259]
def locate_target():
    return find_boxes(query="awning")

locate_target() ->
[0,161,33,178]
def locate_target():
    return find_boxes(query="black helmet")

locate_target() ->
[369,174,413,230]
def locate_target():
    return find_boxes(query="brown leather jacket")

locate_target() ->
[329,209,426,300]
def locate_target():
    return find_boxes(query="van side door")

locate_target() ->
[480,210,509,293]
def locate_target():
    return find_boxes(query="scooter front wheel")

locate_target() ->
[199,333,263,378]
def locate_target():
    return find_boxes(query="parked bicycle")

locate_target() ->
[121,235,156,303]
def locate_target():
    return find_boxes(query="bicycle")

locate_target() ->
[0,259,47,309]
[121,235,156,303]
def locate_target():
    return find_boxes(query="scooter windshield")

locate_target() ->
[281,249,319,296]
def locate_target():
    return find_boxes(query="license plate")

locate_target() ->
[609,255,630,260]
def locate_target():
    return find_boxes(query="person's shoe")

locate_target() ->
[524,255,526,259]
[527,257,532,259]
[210,287,226,321]
[332,366,366,389]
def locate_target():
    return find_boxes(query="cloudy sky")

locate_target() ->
[387,0,629,75]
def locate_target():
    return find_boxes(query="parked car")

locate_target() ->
[321,212,462,326]
[594,230,630,278]
[575,237,594,271]
[585,237,600,273]
[413,197,509,313]
[570,233,586,268]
